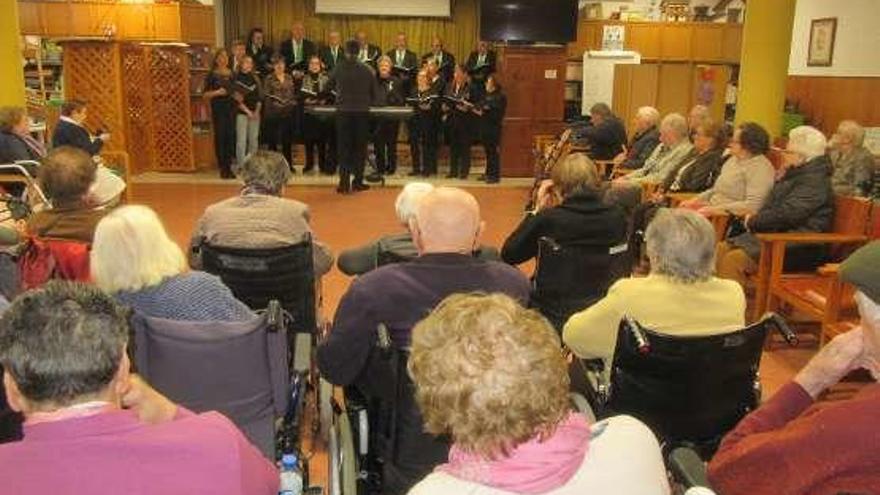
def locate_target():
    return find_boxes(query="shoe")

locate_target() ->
[352,183,371,192]
[303,166,315,174]
[477,174,487,181]
[408,170,422,177]
[336,185,350,194]
[365,173,384,183]
[485,177,500,184]
[219,170,235,179]
[445,173,456,179]
[458,174,468,180]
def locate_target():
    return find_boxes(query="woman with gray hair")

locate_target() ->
[829,120,875,196]
[564,208,745,364]
[337,182,498,275]
[717,125,834,287]
[190,150,334,276]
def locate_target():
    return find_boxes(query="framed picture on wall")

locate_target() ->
[807,17,837,67]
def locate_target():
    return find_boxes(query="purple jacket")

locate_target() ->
[0,408,279,495]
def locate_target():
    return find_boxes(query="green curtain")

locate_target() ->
[223,0,479,63]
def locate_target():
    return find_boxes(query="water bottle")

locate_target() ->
[278,453,303,495]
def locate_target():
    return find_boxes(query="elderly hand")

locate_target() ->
[535,179,555,212]
[795,328,867,399]
[121,374,178,425]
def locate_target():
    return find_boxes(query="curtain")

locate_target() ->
[222,0,479,63]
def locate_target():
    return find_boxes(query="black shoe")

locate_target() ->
[445,173,456,179]
[219,170,235,179]
[477,174,487,181]
[303,166,315,173]
[408,170,422,177]
[336,185,351,194]
[365,173,384,183]
[485,177,500,184]
[458,174,468,180]
[352,183,371,192]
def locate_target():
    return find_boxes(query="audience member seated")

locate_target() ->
[318,187,529,494]
[92,205,254,321]
[26,146,109,243]
[337,182,499,276]
[563,209,745,365]
[716,126,834,287]
[681,121,775,215]
[708,241,880,495]
[51,100,109,157]
[829,119,875,197]
[660,120,730,194]
[0,281,278,494]
[616,113,694,187]
[583,103,627,162]
[190,150,333,276]
[613,106,661,171]
[407,293,670,495]
[687,104,711,140]
[501,154,626,329]
[0,106,44,164]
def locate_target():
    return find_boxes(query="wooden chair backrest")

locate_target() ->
[832,195,872,235]
[767,148,785,170]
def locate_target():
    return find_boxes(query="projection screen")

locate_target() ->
[315,0,451,17]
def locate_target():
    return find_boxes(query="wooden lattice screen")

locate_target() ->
[62,41,195,173]
[121,45,154,174]
[60,41,126,152]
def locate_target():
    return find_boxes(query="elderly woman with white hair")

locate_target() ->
[564,208,745,365]
[829,119,876,196]
[614,106,661,170]
[337,182,499,275]
[92,205,254,321]
[190,150,334,276]
[709,241,880,495]
[716,125,834,287]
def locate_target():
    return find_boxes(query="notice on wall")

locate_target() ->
[544,69,558,80]
[602,25,625,51]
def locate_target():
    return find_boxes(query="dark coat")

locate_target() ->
[0,131,41,163]
[622,126,660,170]
[377,75,405,106]
[318,44,344,73]
[386,49,419,72]
[585,116,627,161]
[279,38,317,72]
[330,58,380,113]
[501,190,628,265]
[246,43,274,75]
[51,119,103,156]
[478,91,507,144]
[465,50,497,81]
[662,148,727,193]
[422,50,455,81]
[357,44,382,69]
[749,155,834,234]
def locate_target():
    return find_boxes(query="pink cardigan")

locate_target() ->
[0,407,279,495]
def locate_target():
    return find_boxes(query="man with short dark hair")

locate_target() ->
[330,40,380,194]
[584,102,627,161]
[0,281,278,494]
[27,146,108,243]
[52,100,109,156]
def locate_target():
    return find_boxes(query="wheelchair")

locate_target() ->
[570,312,799,460]
[533,236,632,330]
[325,324,449,495]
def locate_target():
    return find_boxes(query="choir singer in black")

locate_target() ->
[474,74,507,183]
[280,22,316,76]
[331,40,380,194]
[443,64,476,179]
[368,56,405,182]
[301,55,332,174]
[465,41,496,98]
[409,70,441,177]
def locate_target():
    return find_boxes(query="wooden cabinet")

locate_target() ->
[569,20,743,63]
[496,46,567,177]
[18,1,215,43]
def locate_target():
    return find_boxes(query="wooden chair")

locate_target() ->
[754,195,873,323]
[665,192,699,207]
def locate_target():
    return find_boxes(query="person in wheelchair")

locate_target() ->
[501,153,627,330]
[709,241,880,495]
[319,187,529,494]
[337,181,499,276]
[26,146,111,243]
[407,293,670,495]
[190,150,334,277]
[563,208,745,366]
[92,205,255,322]
[0,281,278,494]
[0,106,44,165]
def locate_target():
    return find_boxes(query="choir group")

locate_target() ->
[203,24,507,187]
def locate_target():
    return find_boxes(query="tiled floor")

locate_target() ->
[130,178,816,489]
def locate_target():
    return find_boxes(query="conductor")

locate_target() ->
[331,40,379,194]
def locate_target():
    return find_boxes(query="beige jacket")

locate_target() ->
[697,153,775,214]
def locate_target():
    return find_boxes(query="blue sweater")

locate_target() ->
[115,271,255,322]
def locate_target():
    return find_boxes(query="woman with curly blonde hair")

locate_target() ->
[407,293,670,495]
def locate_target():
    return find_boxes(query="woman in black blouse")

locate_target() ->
[262,54,296,169]
[474,74,507,184]
[202,48,236,178]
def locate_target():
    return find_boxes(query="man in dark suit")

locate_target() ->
[386,32,419,94]
[422,36,455,82]
[355,31,381,70]
[52,100,108,157]
[331,40,380,194]
[279,22,316,75]
[465,41,496,98]
[245,27,274,76]
[584,102,627,161]
[319,30,344,73]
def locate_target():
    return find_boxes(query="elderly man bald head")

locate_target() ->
[410,187,484,255]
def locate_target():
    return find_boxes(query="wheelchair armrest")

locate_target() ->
[668,447,711,489]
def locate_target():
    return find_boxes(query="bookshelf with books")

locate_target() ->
[21,36,64,137]
[188,43,216,169]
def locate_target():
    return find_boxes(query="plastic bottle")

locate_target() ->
[278,453,303,495]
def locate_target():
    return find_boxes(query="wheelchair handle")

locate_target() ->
[624,315,650,354]
[764,312,799,347]
[377,323,393,360]
[266,299,283,332]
